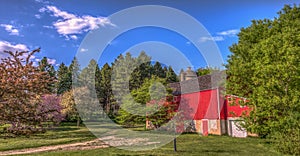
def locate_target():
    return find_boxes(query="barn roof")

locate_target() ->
[169,71,226,95]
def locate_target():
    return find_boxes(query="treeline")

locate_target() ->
[40,51,179,120]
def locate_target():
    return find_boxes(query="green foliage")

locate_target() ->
[38,57,57,93]
[79,59,99,89]
[226,4,300,155]
[56,63,72,94]
[99,63,113,115]
[116,77,172,127]
[69,57,80,86]
[152,61,165,78]
[166,66,178,83]
[196,66,220,76]
[61,90,80,126]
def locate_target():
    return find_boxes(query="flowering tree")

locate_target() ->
[61,89,80,127]
[38,94,64,126]
[0,49,54,136]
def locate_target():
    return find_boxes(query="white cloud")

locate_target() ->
[46,5,76,19]
[0,24,19,36]
[199,36,224,43]
[0,40,28,53]
[39,7,47,13]
[35,14,41,19]
[41,5,115,39]
[0,40,30,61]
[47,58,56,65]
[43,25,54,29]
[33,58,56,66]
[35,0,50,5]
[217,29,239,36]
[70,35,78,40]
[80,48,88,52]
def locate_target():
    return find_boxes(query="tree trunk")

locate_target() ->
[77,116,80,127]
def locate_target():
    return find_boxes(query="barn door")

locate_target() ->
[202,119,209,136]
[229,120,247,138]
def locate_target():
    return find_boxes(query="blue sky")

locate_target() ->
[0,0,298,72]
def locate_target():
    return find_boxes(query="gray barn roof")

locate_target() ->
[169,71,226,95]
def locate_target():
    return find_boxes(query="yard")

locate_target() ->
[0,123,283,156]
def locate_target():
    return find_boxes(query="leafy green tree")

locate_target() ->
[196,67,211,76]
[116,77,172,127]
[226,4,300,155]
[61,89,80,127]
[196,67,220,76]
[112,52,153,114]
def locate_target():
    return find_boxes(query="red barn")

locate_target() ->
[146,68,252,137]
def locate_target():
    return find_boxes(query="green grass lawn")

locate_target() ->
[0,122,96,151]
[20,134,282,156]
[1,123,284,156]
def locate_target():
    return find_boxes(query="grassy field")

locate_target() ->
[0,123,284,156]
[22,134,281,156]
[0,122,96,151]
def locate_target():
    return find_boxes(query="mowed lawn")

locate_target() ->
[21,134,282,156]
[0,122,96,151]
[0,123,283,156]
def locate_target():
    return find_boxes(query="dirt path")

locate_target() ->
[0,139,109,156]
[0,136,160,155]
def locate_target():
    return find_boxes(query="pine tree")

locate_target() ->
[69,57,80,87]
[166,66,178,83]
[99,63,113,115]
[152,62,165,78]
[38,57,56,93]
[56,63,71,94]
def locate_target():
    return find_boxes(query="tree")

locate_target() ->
[69,57,80,86]
[61,90,80,127]
[226,4,300,155]
[0,49,54,135]
[38,94,64,126]
[152,61,165,78]
[79,59,99,89]
[38,57,56,93]
[56,63,71,94]
[196,67,220,76]
[99,63,113,115]
[196,67,211,76]
[166,66,178,83]
[129,52,153,90]
[116,76,172,127]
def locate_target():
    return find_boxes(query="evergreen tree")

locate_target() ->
[69,57,80,86]
[99,63,113,115]
[79,59,98,89]
[129,52,152,90]
[38,57,56,93]
[152,61,165,78]
[56,63,71,94]
[166,66,178,83]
